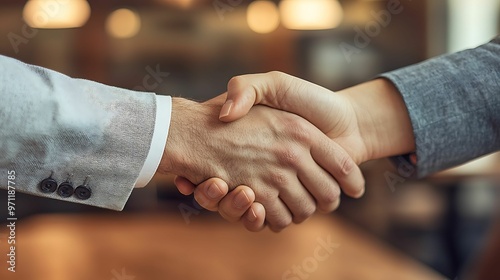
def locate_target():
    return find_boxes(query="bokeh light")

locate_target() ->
[280,0,343,30]
[23,0,91,29]
[247,1,280,34]
[105,8,142,39]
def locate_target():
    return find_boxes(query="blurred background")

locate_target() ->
[0,0,499,279]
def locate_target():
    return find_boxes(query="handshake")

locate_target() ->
[159,71,416,232]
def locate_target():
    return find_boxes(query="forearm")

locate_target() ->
[0,55,156,210]
[381,37,500,177]
[341,36,500,177]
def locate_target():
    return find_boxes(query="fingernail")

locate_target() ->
[233,190,250,209]
[247,208,258,222]
[206,183,222,199]
[410,153,417,165]
[219,100,233,119]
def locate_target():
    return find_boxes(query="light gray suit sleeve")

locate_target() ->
[381,36,500,177]
[0,55,157,210]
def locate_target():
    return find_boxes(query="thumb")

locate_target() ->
[219,72,290,122]
[218,81,257,122]
[219,72,337,133]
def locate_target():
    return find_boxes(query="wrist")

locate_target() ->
[158,98,201,176]
[340,78,415,161]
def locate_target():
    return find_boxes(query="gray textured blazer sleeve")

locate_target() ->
[381,36,500,177]
[0,55,157,210]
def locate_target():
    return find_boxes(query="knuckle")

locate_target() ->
[321,198,341,213]
[268,71,286,80]
[318,186,341,210]
[272,216,292,231]
[357,177,366,196]
[246,224,264,232]
[284,117,312,142]
[276,146,302,168]
[293,203,316,224]
[265,206,292,231]
[292,124,312,143]
[267,171,289,188]
[324,184,341,203]
[351,178,366,198]
[227,75,244,90]
[332,198,341,211]
[338,152,355,175]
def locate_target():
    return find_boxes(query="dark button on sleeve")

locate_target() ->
[39,177,57,193]
[74,185,92,200]
[57,182,74,198]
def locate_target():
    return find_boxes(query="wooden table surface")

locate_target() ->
[0,213,445,280]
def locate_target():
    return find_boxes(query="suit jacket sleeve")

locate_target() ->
[381,36,500,178]
[0,55,157,210]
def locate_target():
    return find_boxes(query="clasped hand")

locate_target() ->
[167,72,398,232]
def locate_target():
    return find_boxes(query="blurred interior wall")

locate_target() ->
[448,0,499,53]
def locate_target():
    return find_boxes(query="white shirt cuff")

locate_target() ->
[134,95,172,188]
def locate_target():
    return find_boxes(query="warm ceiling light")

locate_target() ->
[105,9,141,39]
[279,0,343,30]
[23,0,91,29]
[247,1,280,34]
[162,0,194,9]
